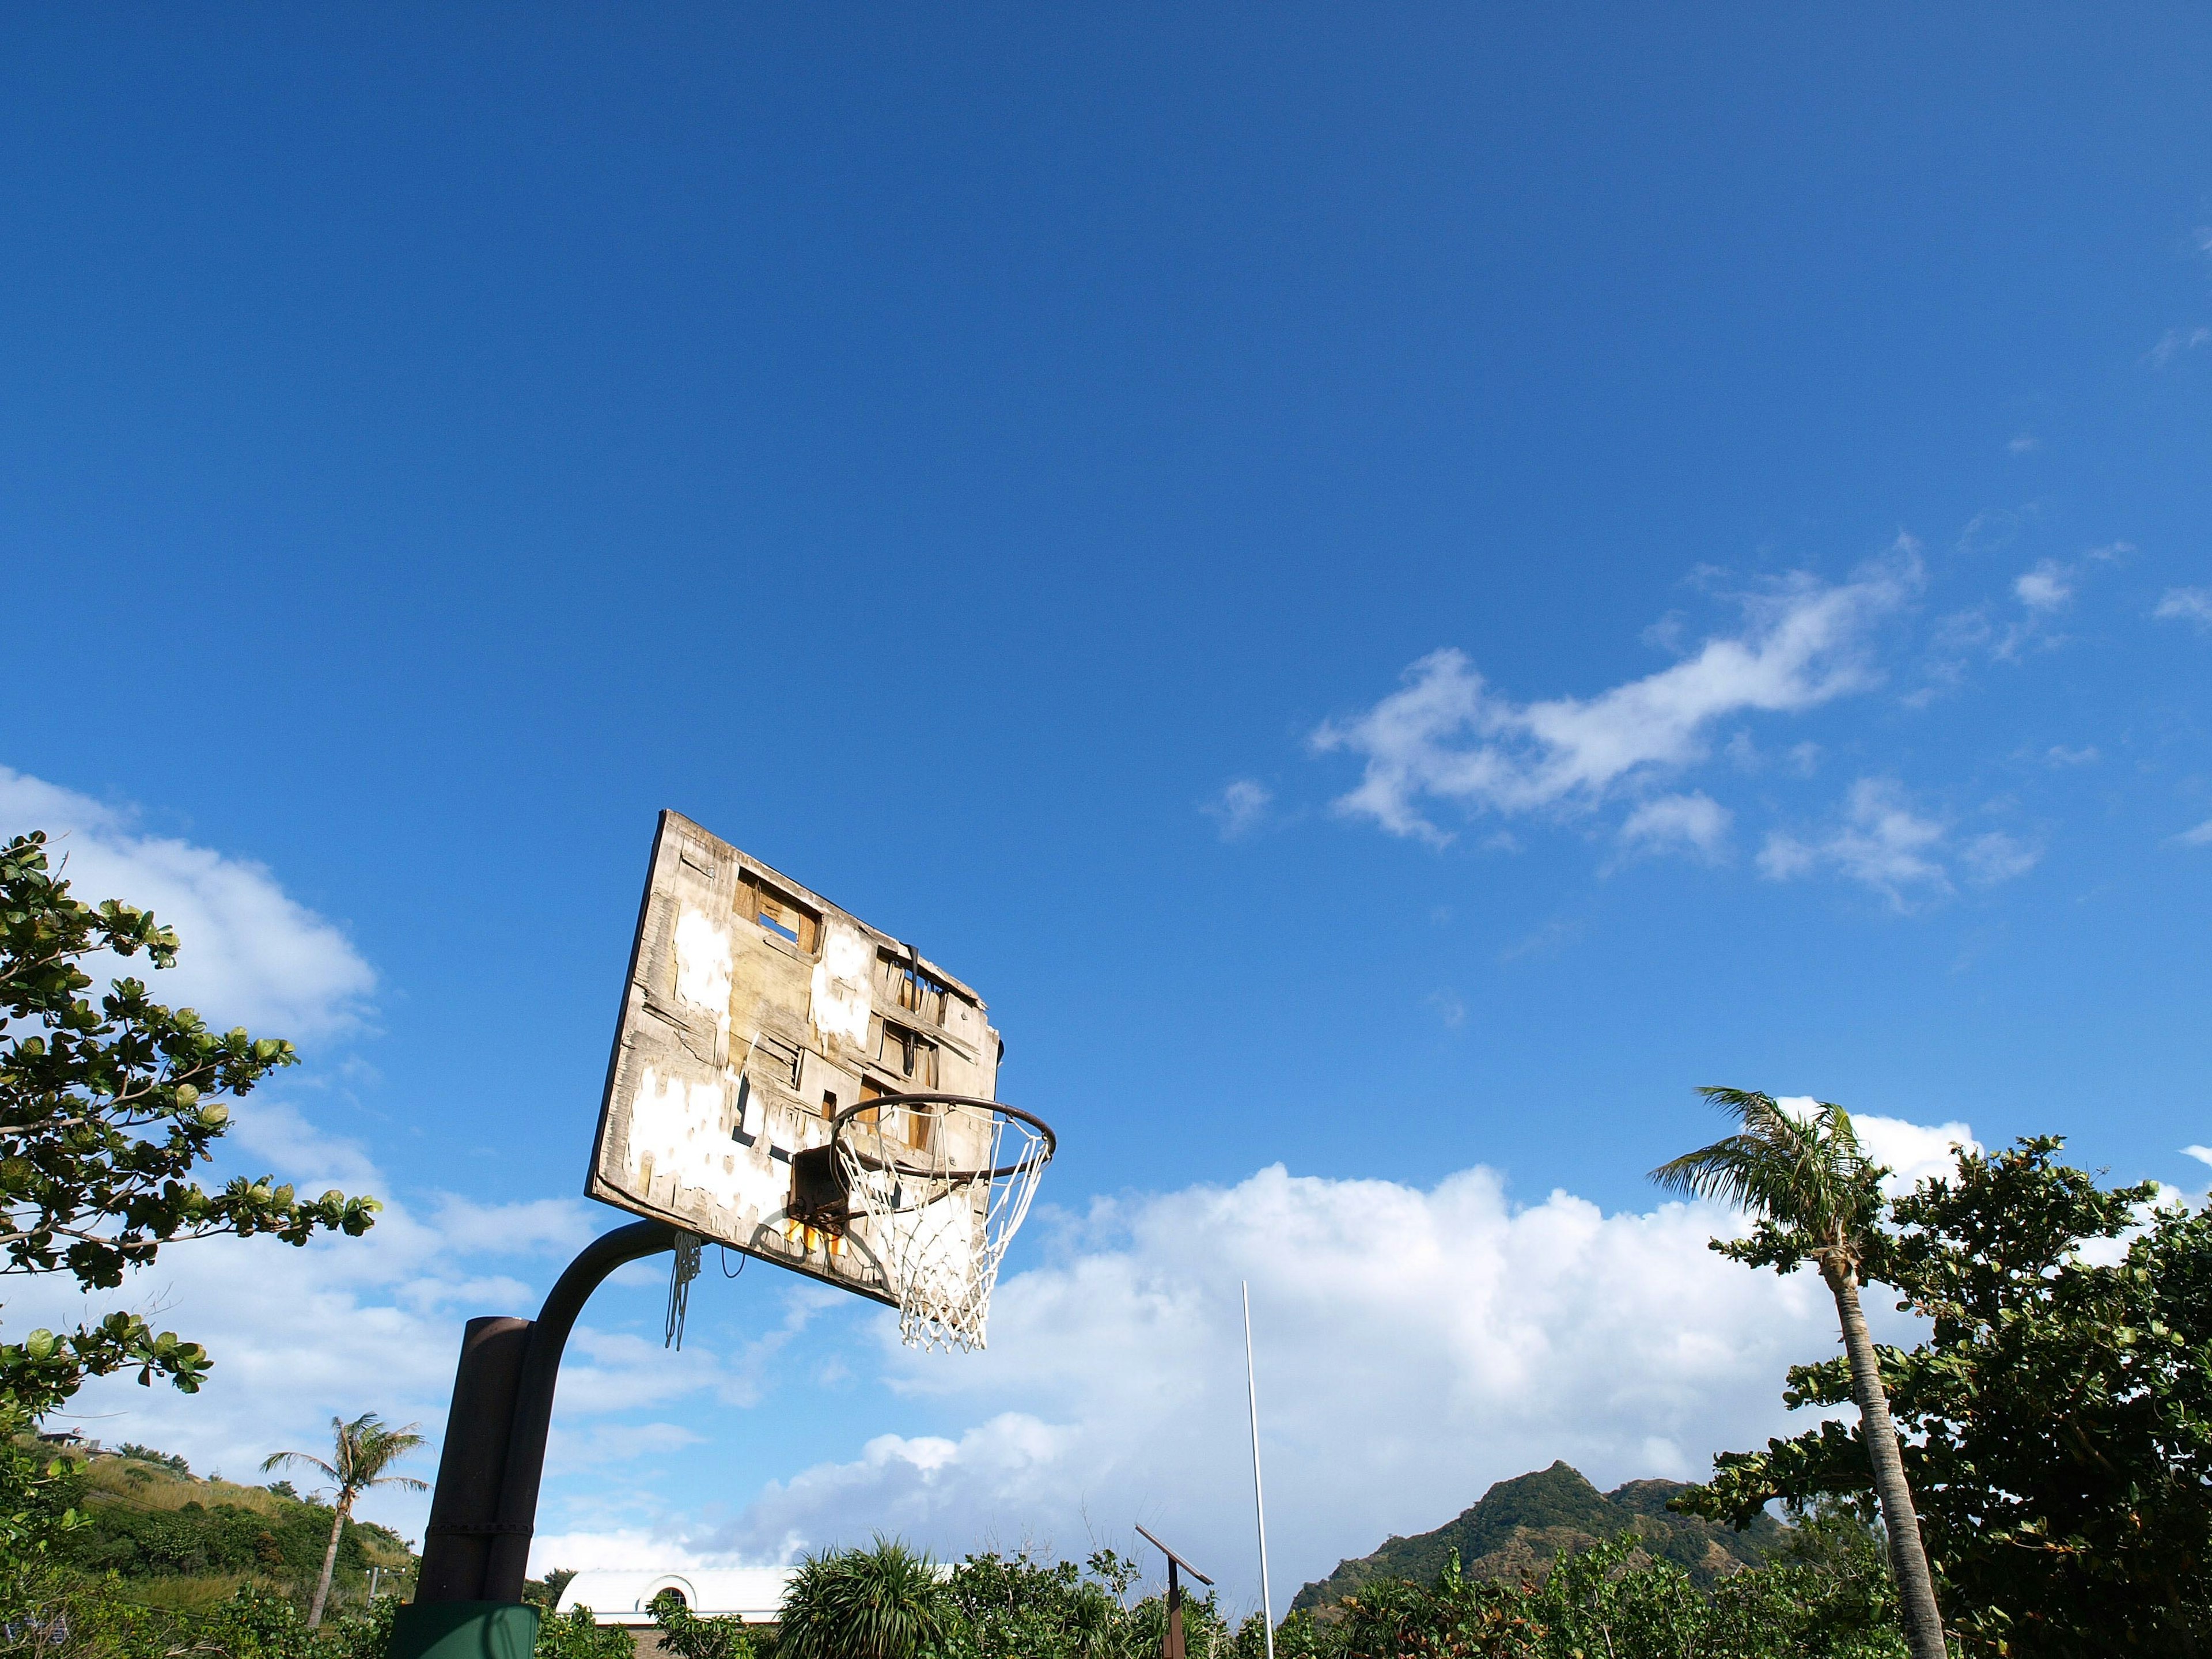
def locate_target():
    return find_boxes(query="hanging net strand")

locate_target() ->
[664,1230,703,1349]
[831,1095,1055,1353]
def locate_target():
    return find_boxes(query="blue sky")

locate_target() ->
[7,3,2212,1616]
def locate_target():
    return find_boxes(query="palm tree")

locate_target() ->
[262,1412,427,1626]
[1652,1088,1947,1659]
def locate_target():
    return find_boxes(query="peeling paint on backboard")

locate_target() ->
[588,810,1002,1302]
[809,922,874,1048]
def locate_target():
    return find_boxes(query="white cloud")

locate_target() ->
[2149,327,2212,368]
[623,1152,1947,1608]
[1617,793,1732,862]
[2184,1146,2212,1170]
[1313,559,1915,846]
[0,767,374,1036]
[530,1526,751,1574]
[2172,817,2212,849]
[2012,559,2073,613]
[2007,434,2037,455]
[1853,1113,1978,1196]
[2154,588,2212,628]
[1203,779,1274,841]
[2044,746,2098,767]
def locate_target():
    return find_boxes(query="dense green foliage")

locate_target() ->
[0,1565,402,1659]
[942,1544,1229,1659]
[1680,1135,2212,1656]
[1293,1461,1784,1611]
[767,1527,1900,1659]
[0,831,378,1414]
[650,1586,758,1659]
[535,1604,638,1659]
[66,1488,387,1584]
[1293,1522,1906,1659]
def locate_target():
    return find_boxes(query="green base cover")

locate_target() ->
[388,1601,543,1659]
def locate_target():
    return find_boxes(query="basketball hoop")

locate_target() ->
[806,1094,1054,1353]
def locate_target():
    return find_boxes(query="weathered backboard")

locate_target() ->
[588,811,1003,1304]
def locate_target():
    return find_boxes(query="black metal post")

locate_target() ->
[395,1221,677,1659]
[416,1316,532,1602]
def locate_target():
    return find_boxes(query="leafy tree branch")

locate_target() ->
[0,831,378,1414]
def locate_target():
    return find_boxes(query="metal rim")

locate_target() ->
[829,1093,1056,1181]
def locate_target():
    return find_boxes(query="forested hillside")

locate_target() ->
[1291,1461,1786,1611]
[40,1439,416,1613]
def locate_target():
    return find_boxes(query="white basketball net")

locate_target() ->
[834,1097,1053,1353]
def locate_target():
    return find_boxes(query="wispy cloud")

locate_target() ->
[1617,792,1732,863]
[2007,434,2038,455]
[1960,831,2041,887]
[1312,556,1916,846]
[2171,818,2212,849]
[1202,778,1274,841]
[1933,544,2121,668]
[1425,988,1468,1028]
[2149,327,2212,368]
[1957,507,2033,556]
[1759,778,2039,908]
[2154,588,2212,629]
[2012,559,2074,613]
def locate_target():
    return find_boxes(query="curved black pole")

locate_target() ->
[415,1219,678,1606]
[482,1218,678,1600]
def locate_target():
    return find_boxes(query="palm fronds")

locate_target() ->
[1651,1086,1880,1247]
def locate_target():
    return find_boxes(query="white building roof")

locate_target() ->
[555,1568,795,1626]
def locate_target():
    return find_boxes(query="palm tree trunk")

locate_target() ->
[1826,1263,1946,1659]
[308,1494,350,1628]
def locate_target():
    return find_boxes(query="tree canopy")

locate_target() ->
[1679,1135,2212,1656]
[0,831,378,1414]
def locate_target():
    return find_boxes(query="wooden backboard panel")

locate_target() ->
[588,811,1003,1302]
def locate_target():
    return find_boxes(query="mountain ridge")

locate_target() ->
[1290,1462,1785,1612]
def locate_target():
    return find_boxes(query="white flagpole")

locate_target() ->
[1243,1280,1275,1659]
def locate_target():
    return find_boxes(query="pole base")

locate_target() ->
[389,1601,542,1659]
